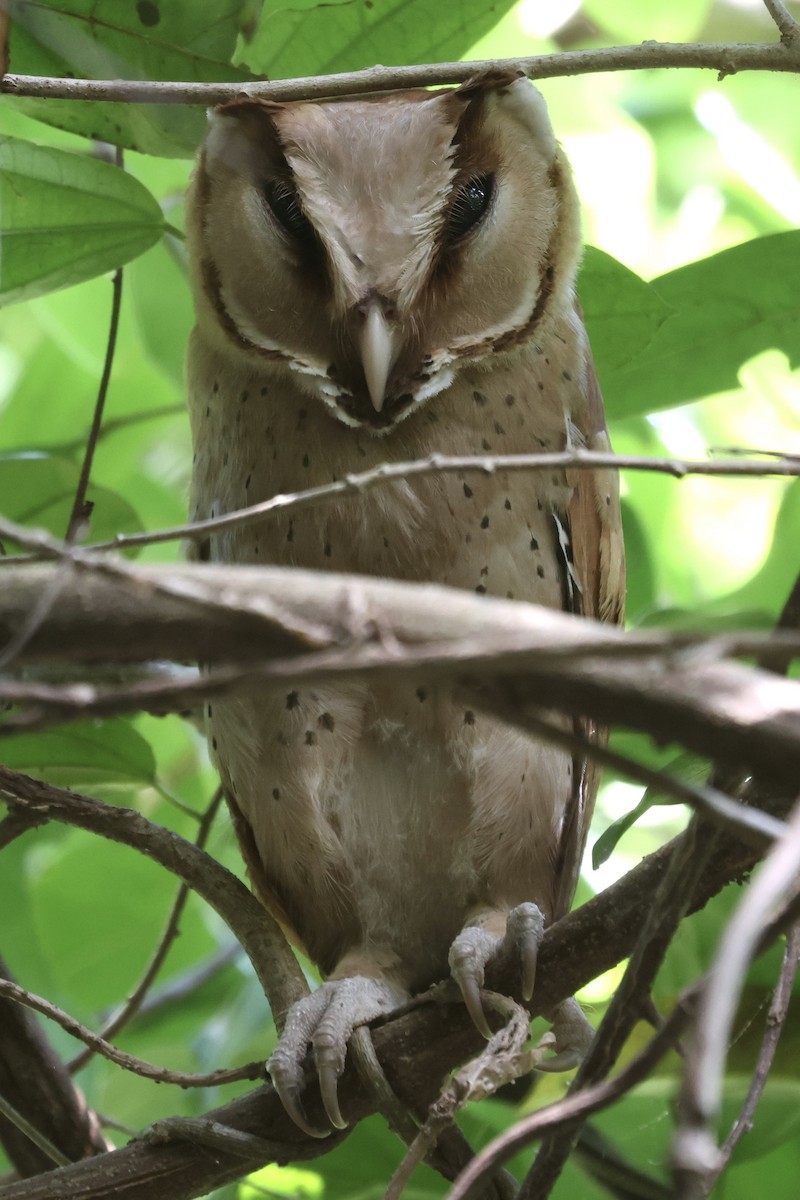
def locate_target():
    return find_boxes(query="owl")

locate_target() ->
[186,73,625,1136]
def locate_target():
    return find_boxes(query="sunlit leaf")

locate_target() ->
[240,1164,323,1199]
[0,136,164,304]
[580,247,673,402]
[7,0,257,156]
[240,0,518,78]
[604,232,800,417]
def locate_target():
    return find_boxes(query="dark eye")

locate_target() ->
[446,174,495,243]
[264,179,315,243]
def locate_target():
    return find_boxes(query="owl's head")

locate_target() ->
[188,73,581,433]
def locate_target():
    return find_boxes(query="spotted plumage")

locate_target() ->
[186,73,624,1133]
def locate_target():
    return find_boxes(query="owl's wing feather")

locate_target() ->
[551,330,625,920]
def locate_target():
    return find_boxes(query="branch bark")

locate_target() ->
[1,563,798,785]
[2,39,800,107]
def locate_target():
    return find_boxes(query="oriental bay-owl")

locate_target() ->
[187,73,624,1134]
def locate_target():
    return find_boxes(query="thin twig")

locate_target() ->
[66,155,124,544]
[2,38,800,108]
[763,0,800,45]
[495,707,785,849]
[673,795,800,1197]
[702,924,800,1195]
[519,818,716,1199]
[0,765,309,1025]
[84,451,800,553]
[68,787,224,1074]
[0,978,263,1087]
[137,943,243,1017]
[446,992,697,1200]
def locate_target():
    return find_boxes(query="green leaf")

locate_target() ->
[0,137,164,304]
[8,0,257,157]
[0,718,158,790]
[603,232,800,417]
[240,0,518,78]
[579,247,673,393]
[0,452,145,544]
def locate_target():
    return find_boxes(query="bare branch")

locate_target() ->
[0,978,263,1088]
[519,818,716,1198]
[493,707,785,849]
[66,176,124,543]
[1,564,799,786]
[0,784,794,1200]
[763,0,800,45]
[702,924,800,1195]
[673,796,800,1196]
[85,451,800,553]
[0,767,309,1027]
[0,956,111,1178]
[446,991,697,1200]
[2,38,800,109]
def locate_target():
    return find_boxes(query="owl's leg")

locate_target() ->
[448,902,594,1067]
[267,974,408,1136]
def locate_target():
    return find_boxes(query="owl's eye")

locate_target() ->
[445,174,495,243]
[264,179,315,243]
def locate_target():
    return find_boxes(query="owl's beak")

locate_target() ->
[358,300,400,414]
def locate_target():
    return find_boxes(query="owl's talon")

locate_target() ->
[503,903,544,1001]
[537,997,595,1073]
[279,1086,331,1140]
[318,1063,347,1130]
[461,977,494,1040]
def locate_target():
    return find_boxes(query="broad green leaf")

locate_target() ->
[0,451,144,543]
[0,718,157,790]
[7,0,257,157]
[603,232,800,417]
[0,137,164,304]
[579,247,673,391]
[240,0,518,78]
[31,829,183,1010]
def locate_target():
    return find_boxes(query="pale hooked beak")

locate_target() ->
[358,300,400,414]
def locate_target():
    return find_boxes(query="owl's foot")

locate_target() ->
[537,996,595,1071]
[448,903,593,1071]
[267,975,406,1137]
[449,901,544,1039]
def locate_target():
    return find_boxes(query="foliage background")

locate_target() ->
[1,0,799,1196]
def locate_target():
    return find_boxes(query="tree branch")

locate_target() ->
[87,451,800,554]
[1,564,798,786]
[0,791,789,1200]
[0,767,308,1030]
[2,39,800,108]
[763,0,800,46]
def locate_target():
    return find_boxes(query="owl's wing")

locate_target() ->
[550,328,625,920]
